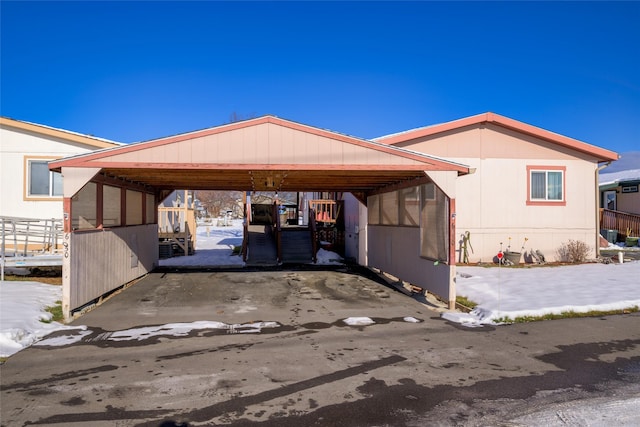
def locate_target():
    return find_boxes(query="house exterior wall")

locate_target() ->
[395,124,602,262]
[616,188,640,215]
[0,124,107,219]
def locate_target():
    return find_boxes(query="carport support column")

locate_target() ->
[62,197,73,321]
[448,198,457,310]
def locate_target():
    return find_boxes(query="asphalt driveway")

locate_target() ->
[1,267,639,426]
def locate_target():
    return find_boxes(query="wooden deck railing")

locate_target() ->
[600,208,640,239]
[158,206,196,255]
[309,200,340,223]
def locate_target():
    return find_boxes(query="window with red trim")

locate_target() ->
[527,166,566,205]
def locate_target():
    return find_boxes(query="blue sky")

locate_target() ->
[1,1,638,164]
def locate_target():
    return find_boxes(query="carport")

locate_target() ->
[50,116,469,319]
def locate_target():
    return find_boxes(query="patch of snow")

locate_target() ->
[106,320,280,341]
[403,316,421,323]
[34,329,93,347]
[316,248,344,265]
[0,281,86,358]
[446,261,640,327]
[604,241,640,251]
[343,317,375,326]
[34,321,282,347]
[159,219,245,267]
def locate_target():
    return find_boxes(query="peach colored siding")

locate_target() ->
[99,123,423,167]
[396,124,601,263]
[616,188,640,215]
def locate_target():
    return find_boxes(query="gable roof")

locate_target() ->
[375,112,619,162]
[599,168,640,187]
[50,115,469,192]
[0,116,122,149]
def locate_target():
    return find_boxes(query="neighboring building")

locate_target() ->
[375,112,619,263]
[599,169,640,216]
[0,117,121,220]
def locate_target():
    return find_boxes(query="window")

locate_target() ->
[26,158,62,198]
[527,166,565,205]
[103,185,122,227]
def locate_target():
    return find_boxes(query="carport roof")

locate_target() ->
[50,115,469,193]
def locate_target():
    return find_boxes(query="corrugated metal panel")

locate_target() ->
[69,224,158,310]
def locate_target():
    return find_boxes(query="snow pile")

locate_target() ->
[107,320,281,341]
[316,248,344,265]
[443,261,640,327]
[343,317,375,326]
[0,281,85,358]
[33,321,282,347]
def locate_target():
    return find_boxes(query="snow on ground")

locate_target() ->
[2,218,639,356]
[158,219,345,267]
[444,258,640,327]
[0,281,85,358]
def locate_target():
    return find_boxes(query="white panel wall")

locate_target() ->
[368,225,452,302]
[0,126,97,219]
[67,224,158,313]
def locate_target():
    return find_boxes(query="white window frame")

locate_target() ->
[527,165,566,206]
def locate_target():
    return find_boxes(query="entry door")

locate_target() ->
[604,190,617,211]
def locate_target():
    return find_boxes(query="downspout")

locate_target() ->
[596,162,611,258]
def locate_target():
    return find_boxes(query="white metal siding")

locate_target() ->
[69,224,158,310]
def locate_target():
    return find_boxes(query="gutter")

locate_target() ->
[596,161,612,258]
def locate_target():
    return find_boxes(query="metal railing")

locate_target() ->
[1,216,64,279]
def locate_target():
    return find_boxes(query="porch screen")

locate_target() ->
[126,190,143,226]
[380,191,398,225]
[71,182,97,230]
[367,195,380,225]
[145,193,156,224]
[420,183,449,262]
[399,187,419,226]
[103,185,121,227]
